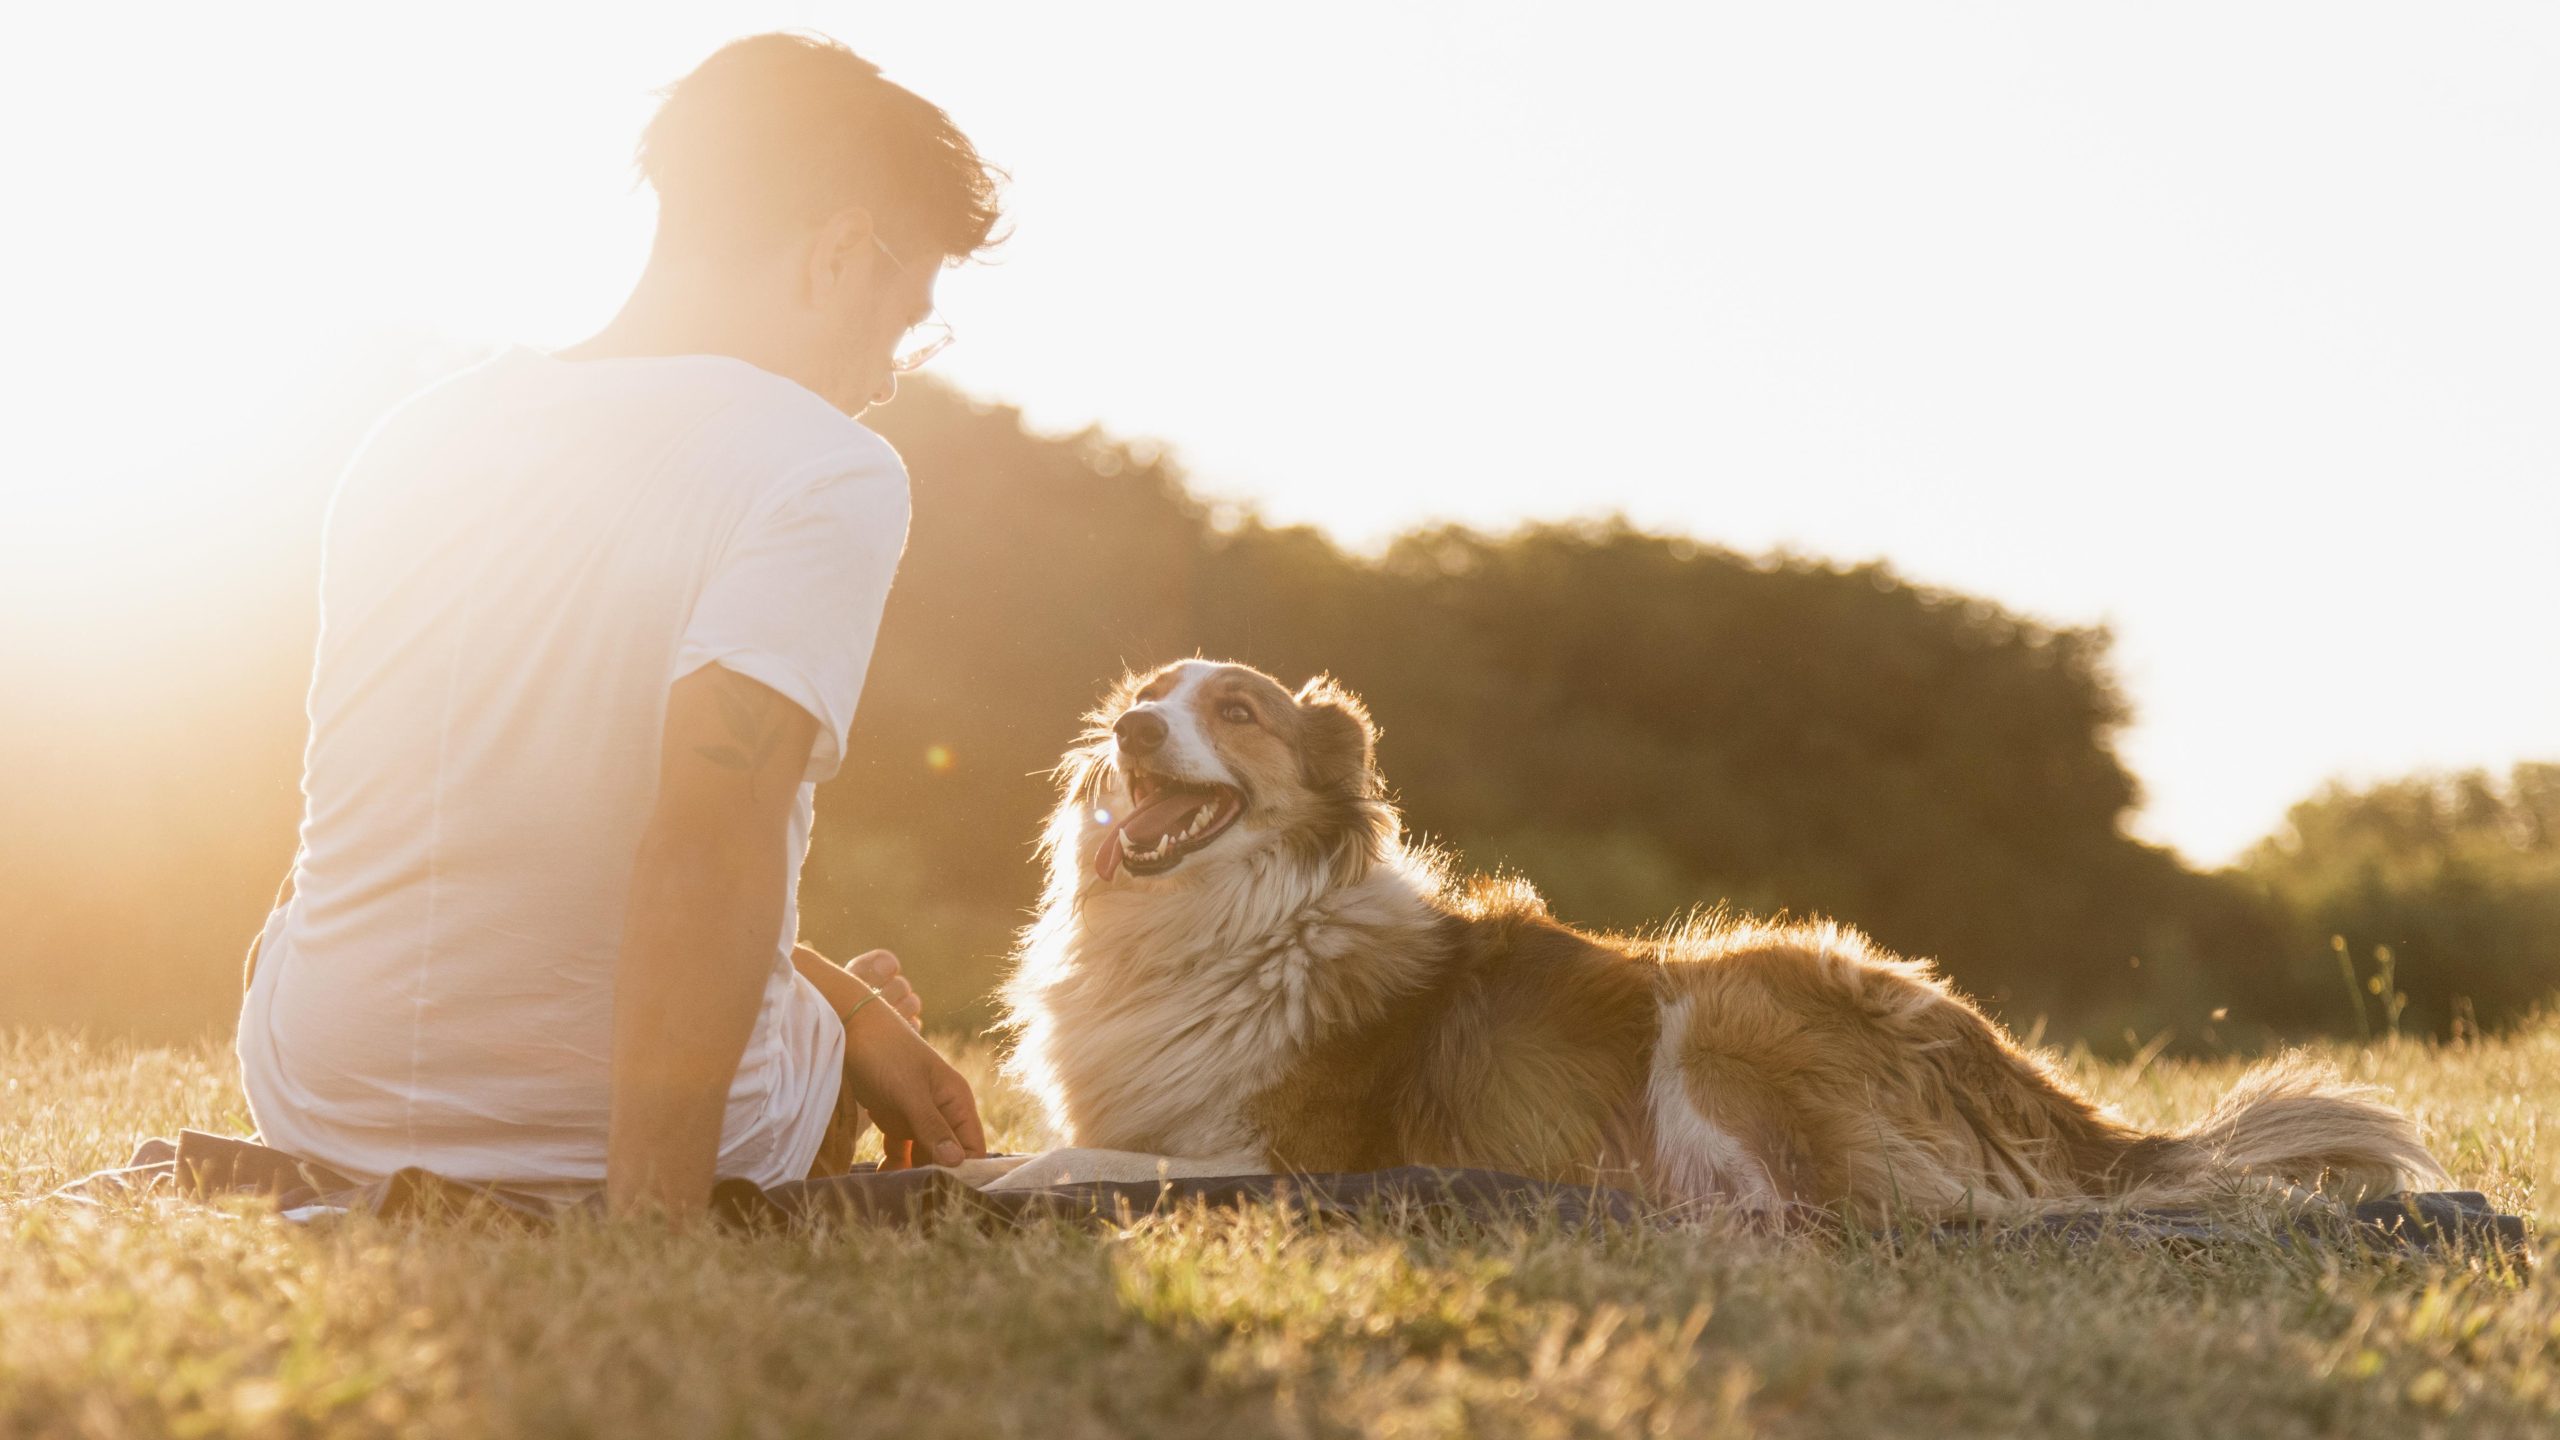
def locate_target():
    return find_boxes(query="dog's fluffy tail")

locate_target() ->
[2128,1052,2446,1204]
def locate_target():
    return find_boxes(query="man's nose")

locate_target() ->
[1113,709,1168,754]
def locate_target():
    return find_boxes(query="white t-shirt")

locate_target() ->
[236,347,909,1193]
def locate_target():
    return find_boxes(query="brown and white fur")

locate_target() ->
[998,660,2448,1222]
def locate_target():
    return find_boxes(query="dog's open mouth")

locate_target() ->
[1094,770,1243,880]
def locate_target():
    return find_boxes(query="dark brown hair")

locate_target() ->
[639,33,1005,261]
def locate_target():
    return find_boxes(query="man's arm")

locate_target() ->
[604,663,816,1219]
[789,943,986,1171]
[793,944,922,1028]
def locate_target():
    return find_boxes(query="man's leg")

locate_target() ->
[805,1055,870,1178]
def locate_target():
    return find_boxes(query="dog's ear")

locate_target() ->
[1293,676,1379,791]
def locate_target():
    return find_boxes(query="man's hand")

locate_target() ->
[790,943,924,1029]
[841,999,986,1170]
[803,944,923,1028]
[788,943,973,1166]
[847,948,923,1027]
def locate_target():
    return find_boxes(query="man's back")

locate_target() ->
[238,348,910,1191]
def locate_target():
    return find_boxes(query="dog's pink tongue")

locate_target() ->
[1093,790,1212,881]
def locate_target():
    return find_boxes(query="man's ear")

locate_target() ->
[806,205,882,303]
[1294,676,1378,791]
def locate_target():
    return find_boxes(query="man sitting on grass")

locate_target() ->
[236,33,999,1219]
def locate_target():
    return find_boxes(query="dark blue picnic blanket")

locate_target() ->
[46,1130,2536,1263]
[47,1132,1643,1229]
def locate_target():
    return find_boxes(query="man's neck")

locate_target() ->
[560,256,814,390]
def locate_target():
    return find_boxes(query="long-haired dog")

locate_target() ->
[998,659,2446,1221]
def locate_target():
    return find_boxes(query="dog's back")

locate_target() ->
[1241,877,1661,1187]
[1642,915,2444,1217]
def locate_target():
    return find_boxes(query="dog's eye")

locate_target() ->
[1219,703,1256,725]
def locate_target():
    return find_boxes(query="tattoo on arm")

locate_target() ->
[694,673,793,795]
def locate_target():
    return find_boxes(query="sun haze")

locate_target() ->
[3,1,2552,867]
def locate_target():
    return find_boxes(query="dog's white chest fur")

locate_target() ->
[1003,851,1437,1160]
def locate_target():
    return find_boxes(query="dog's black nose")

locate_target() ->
[1113,709,1168,753]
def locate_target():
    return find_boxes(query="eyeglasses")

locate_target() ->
[871,234,955,372]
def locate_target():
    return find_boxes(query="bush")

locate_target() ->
[2242,764,2560,1037]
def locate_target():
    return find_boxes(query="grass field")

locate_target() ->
[4,1024,2554,1440]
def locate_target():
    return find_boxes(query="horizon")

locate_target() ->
[4,1,2553,866]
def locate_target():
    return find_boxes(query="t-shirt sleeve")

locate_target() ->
[671,457,912,784]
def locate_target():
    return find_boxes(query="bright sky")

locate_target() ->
[4,1,2552,865]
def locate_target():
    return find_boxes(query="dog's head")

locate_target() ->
[1050,659,1396,888]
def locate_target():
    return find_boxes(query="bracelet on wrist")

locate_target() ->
[844,982,884,1023]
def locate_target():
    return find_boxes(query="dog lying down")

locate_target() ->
[985,660,2449,1224]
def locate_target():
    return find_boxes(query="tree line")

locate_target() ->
[5,359,2548,1048]
[812,381,2560,1048]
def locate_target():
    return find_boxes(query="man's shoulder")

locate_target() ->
[376,348,906,497]
[669,358,909,497]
